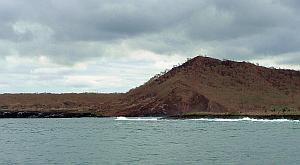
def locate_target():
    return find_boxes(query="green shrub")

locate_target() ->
[270,105,291,112]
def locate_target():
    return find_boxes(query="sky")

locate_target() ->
[0,0,300,93]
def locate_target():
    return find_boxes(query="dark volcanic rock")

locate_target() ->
[0,111,97,118]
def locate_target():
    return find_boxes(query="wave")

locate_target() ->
[114,117,299,122]
[189,117,300,122]
[115,117,158,121]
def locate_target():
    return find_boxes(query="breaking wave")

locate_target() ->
[115,117,159,121]
[115,117,299,122]
[189,117,300,122]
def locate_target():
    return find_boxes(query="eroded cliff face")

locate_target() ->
[1,56,300,117]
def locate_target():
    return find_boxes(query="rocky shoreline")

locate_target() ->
[1,111,300,120]
[0,111,99,118]
[165,114,300,120]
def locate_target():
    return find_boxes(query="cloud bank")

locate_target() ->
[0,0,299,93]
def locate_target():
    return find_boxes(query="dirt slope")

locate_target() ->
[113,56,300,116]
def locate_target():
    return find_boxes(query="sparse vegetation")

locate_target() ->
[270,105,291,113]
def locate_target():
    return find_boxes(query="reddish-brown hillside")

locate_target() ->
[112,56,300,116]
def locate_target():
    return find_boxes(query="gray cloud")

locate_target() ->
[0,0,300,92]
[1,0,300,57]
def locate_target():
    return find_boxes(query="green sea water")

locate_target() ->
[0,117,299,165]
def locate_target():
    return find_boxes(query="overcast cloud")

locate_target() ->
[0,0,300,93]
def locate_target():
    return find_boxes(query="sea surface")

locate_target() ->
[0,117,300,165]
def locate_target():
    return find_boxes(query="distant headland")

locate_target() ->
[1,56,300,119]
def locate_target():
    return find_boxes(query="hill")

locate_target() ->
[111,56,300,117]
[1,56,300,118]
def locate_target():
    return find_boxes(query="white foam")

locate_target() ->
[115,116,158,121]
[114,117,299,122]
[189,117,299,122]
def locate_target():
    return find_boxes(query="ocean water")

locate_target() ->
[0,117,299,165]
